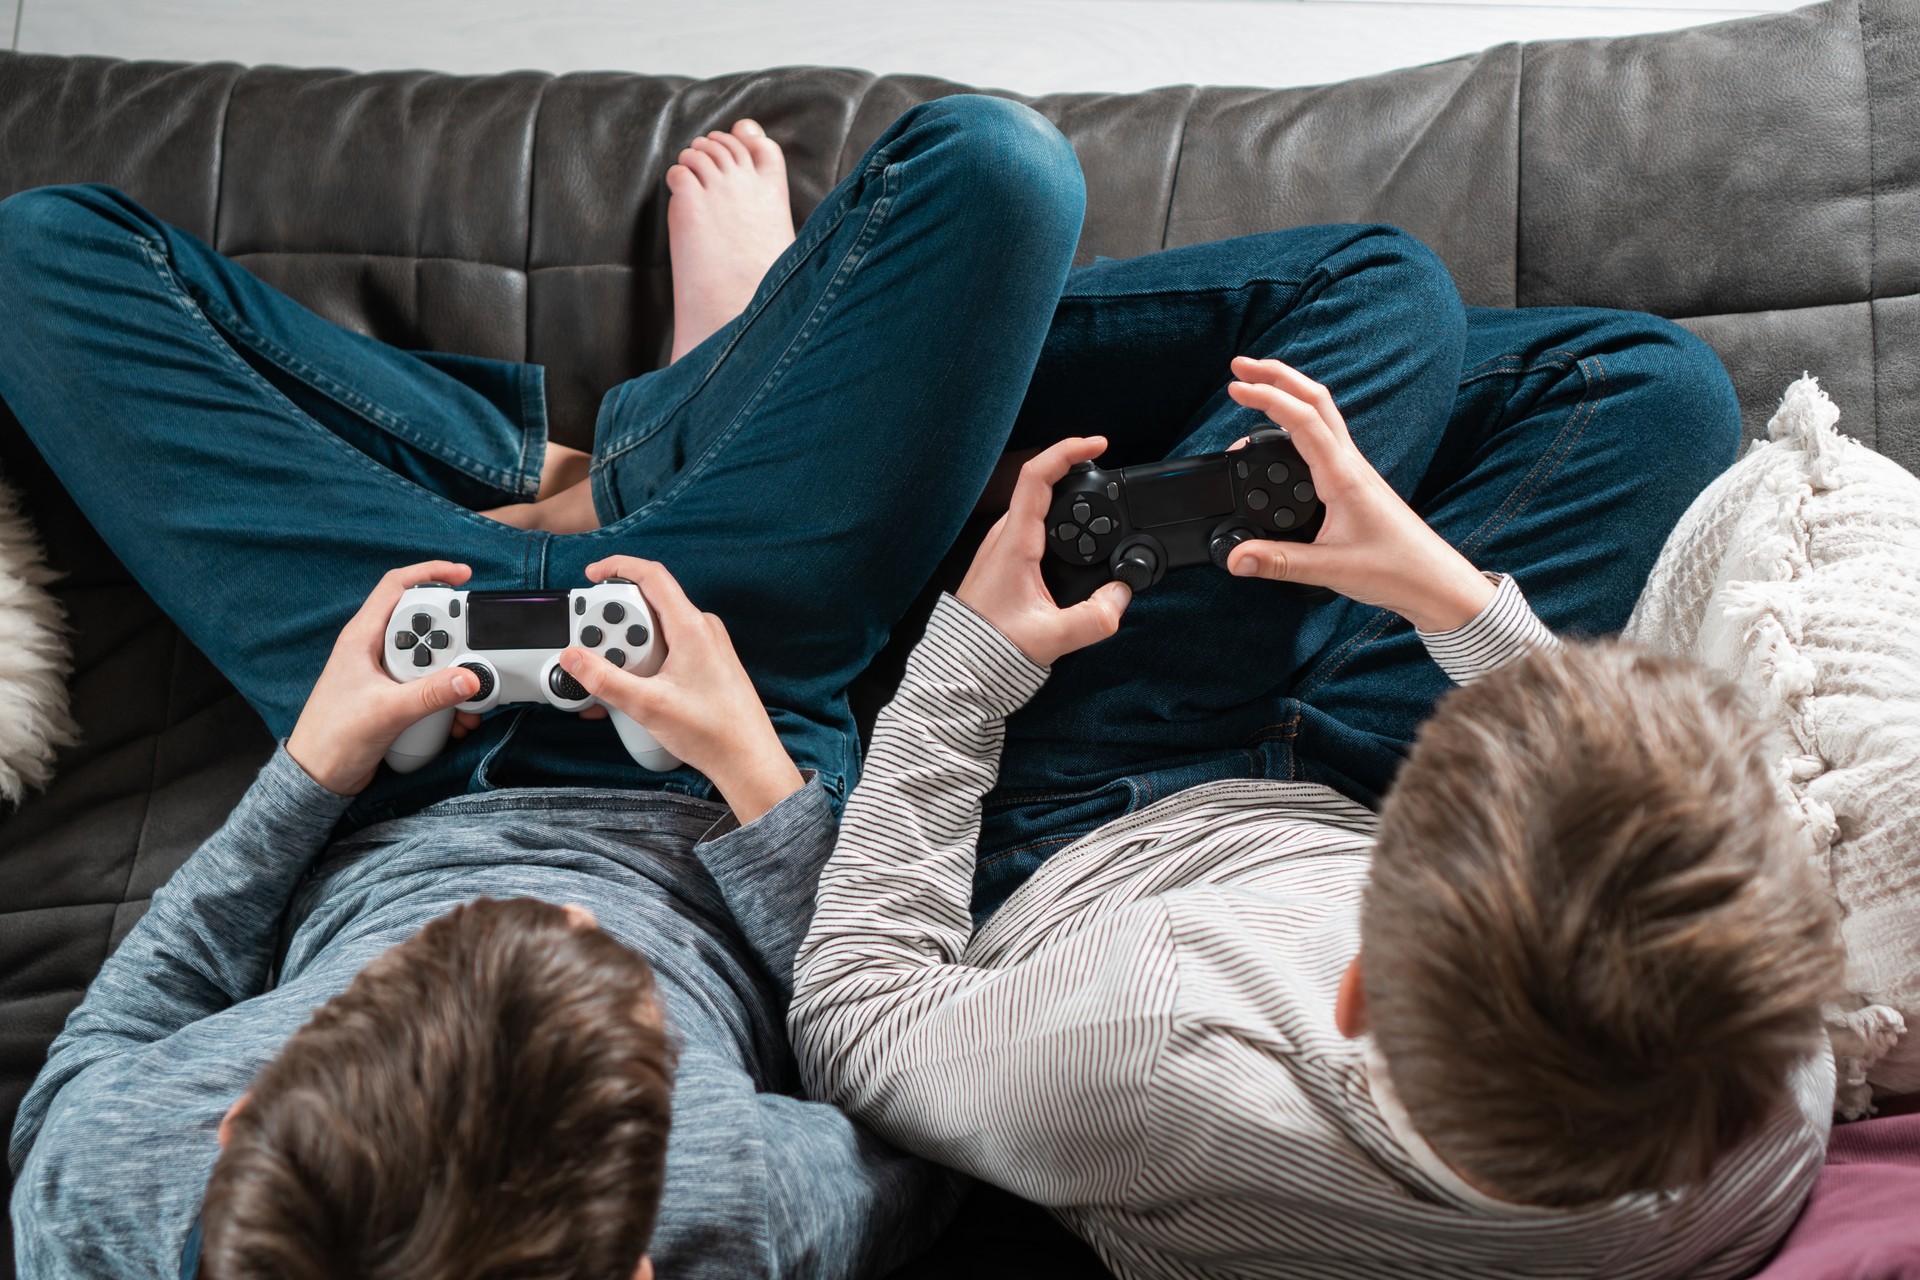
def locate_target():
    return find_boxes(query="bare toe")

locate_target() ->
[707,129,751,165]
[732,118,766,138]
[690,136,735,169]
[737,127,785,172]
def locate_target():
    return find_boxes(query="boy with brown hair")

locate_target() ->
[790,351,1844,1279]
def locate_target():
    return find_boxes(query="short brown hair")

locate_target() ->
[1364,641,1842,1207]
[200,897,675,1280]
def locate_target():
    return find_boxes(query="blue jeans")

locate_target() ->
[975,232,1741,913]
[0,95,1086,831]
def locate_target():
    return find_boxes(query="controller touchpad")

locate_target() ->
[1126,462,1233,528]
[467,592,570,650]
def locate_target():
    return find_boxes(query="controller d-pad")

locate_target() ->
[427,630,450,650]
[393,631,417,650]
[626,624,648,647]
[581,624,603,647]
[603,602,627,624]
[606,649,626,668]
[1055,522,1079,541]
[1088,516,1113,535]
[1077,534,1096,556]
[1246,488,1269,511]
[1071,501,1091,524]
[411,613,432,635]
[412,646,434,668]
[549,666,589,702]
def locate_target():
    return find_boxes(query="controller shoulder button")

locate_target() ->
[603,576,635,585]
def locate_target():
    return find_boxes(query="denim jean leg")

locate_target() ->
[975,225,1467,910]
[544,95,1088,794]
[0,184,550,737]
[1276,304,1744,806]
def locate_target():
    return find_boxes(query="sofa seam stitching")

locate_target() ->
[210,67,241,249]
[524,74,552,367]
[1158,87,1195,251]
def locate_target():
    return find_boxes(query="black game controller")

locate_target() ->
[1042,428,1324,604]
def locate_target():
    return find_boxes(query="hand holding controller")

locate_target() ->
[381,577,679,773]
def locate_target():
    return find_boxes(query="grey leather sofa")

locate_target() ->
[1,0,1914,1274]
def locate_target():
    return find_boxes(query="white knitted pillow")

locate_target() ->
[1625,377,1920,1110]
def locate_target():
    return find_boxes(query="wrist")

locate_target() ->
[1401,555,1497,634]
[711,740,805,825]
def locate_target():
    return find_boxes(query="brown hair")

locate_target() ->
[199,897,675,1280]
[1364,641,1842,1207]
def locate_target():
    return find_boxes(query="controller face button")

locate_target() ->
[393,631,417,650]
[1088,516,1113,535]
[626,624,649,647]
[549,667,590,702]
[603,602,627,624]
[1294,481,1316,503]
[575,597,586,615]
[581,624,604,647]
[1267,462,1290,484]
[1246,488,1269,511]
[427,630,450,650]
[1105,481,1120,501]
[606,649,627,668]
[411,613,432,635]
[1071,501,1091,524]
[1077,533,1096,557]
[1273,508,1297,530]
[412,646,434,668]
[1055,522,1079,541]
[449,600,462,618]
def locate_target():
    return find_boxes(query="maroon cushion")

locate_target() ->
[1756,1098,1920,1280]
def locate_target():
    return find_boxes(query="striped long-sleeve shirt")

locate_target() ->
[789,578,1833,1280]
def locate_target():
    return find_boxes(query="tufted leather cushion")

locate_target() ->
[1,1,1915,1272]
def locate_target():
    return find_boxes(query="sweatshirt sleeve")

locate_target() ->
[788,596,1171,1205]
[1417,573,1558,685]
[8,745,349,1176]
[692,777,838,1000]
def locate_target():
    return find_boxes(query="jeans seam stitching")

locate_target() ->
[1459,349,1602,556]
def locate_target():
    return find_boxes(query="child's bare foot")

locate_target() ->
[666,119,796,363]
[481,442,600,533]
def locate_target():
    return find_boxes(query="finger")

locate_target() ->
[1008,435,1108,532]
[577,704,610,721]
[558,646,658,717]
[588,556,707,642]
[1226,380,1344,476]
[1231,357,1352,444]
[454,710,483,732]
[1057,580,1131,651]
[1226,537,1339,587]
[383,663,479,733]
[347,561,472,644]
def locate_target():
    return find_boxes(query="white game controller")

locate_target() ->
[381,577,680,774]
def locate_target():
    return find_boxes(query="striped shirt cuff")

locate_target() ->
[1416,573,1557,685]
[906,594,1053,720]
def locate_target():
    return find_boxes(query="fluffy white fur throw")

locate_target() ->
[0,475,78,804]
[1625,376,1920,1114]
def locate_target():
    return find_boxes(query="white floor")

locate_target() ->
[13,0,1801,92]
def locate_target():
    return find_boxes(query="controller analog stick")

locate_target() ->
[1113,544,1161,592]
[548,666,590,702]
[458,662,496,703]
[1210,527,1254,569]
